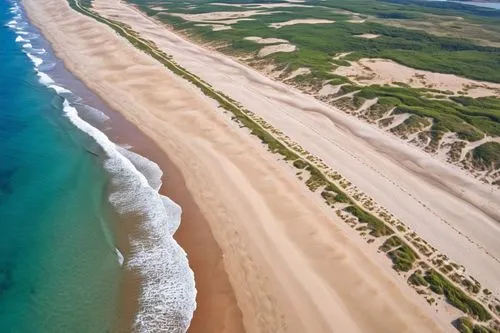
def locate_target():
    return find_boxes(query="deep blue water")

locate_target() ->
[0,1,121,331]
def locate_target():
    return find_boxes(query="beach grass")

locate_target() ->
[424,270,492,321]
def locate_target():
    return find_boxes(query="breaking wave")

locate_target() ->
[7,1,197,331]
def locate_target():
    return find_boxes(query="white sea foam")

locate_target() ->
[26,53,43,67]
[34,71,72,94]
[50,84,72,94]
[115,248,125,266]
[15,35,27,42]
[22,42,32,49]
[6,20,17,28]
[62,100,196,333]
[11,0,196,328]
[31,48,46,55]
[81,104,110,123]
[37,71,54,85]
[119,147,163,191]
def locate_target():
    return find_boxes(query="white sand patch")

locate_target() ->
[284,67,311,81]
[205,18,257,25]
[332,52,351,60]
[334,58,500,97]
[348,16,366,23]
[244,36,289,44]
[355,33,379,39]
[171,10,270,23]
[246,3,312,8]
[318,84,341,97]
[384,113,411,130]
[270,19,334,29]
[195,23,232,31]
[333,9,360,16]
[212,2,310,8]
[258,43,296,57]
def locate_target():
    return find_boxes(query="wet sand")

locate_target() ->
[55,52,246,332]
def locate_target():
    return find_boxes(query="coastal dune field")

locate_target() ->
[23,0,449,332]
[92,0,500,294]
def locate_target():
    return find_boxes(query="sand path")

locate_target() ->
[23,0,448,331]
[92,0,500,294]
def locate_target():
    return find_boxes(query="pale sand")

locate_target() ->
[258,43,296,57]
[91,0,500,296]
[24,0,448,332]
[335,58,500,97]
[171,10,270,23]
[355,33,380,39]
[348,19,366,23]
[269,18,335,29]
[244,37,297,57]
[244,36,290,44]
[212,2,313,9]
[195,23,232,31]
[284,67,311,81]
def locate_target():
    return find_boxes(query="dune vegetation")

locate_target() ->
[128,0,500,185]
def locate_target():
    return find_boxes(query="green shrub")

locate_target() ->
[425,270,492,321]
[344,205,393,237]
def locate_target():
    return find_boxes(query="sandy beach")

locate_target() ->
[90,0,500,295]
[22,0,451,331]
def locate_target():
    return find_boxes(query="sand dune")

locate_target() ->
[91,0,500,295]
[334,58,500,97]
[23,0,449,332]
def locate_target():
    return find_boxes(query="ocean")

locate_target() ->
[0,1,195,332]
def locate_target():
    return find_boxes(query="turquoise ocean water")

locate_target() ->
[0,1,122,332]
[0,0,196,332]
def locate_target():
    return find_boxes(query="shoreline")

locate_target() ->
[19,1,245,331]
[96,92,247,333]
[21,0,465,331]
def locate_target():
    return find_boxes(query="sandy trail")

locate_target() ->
[92,0,500,293]
[23,0,448,332]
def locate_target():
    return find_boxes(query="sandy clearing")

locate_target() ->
[24,0,450,332]
[258,43,296,57]
[356,33,380,39]
[150,6,166,11]
[269,18,335,29]
[211,2,312,8]
[284,67,311,81]
[244,36,290,44]
[92,0,500,297]
[334,58,500,97]
[348,16,366,23]
[171,10,271,23]
[317,84,341,96]
[333,51,351,60]
[195,23,232,31]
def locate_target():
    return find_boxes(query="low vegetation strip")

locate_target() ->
[380,236,418,271]
[424,270,492,321]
